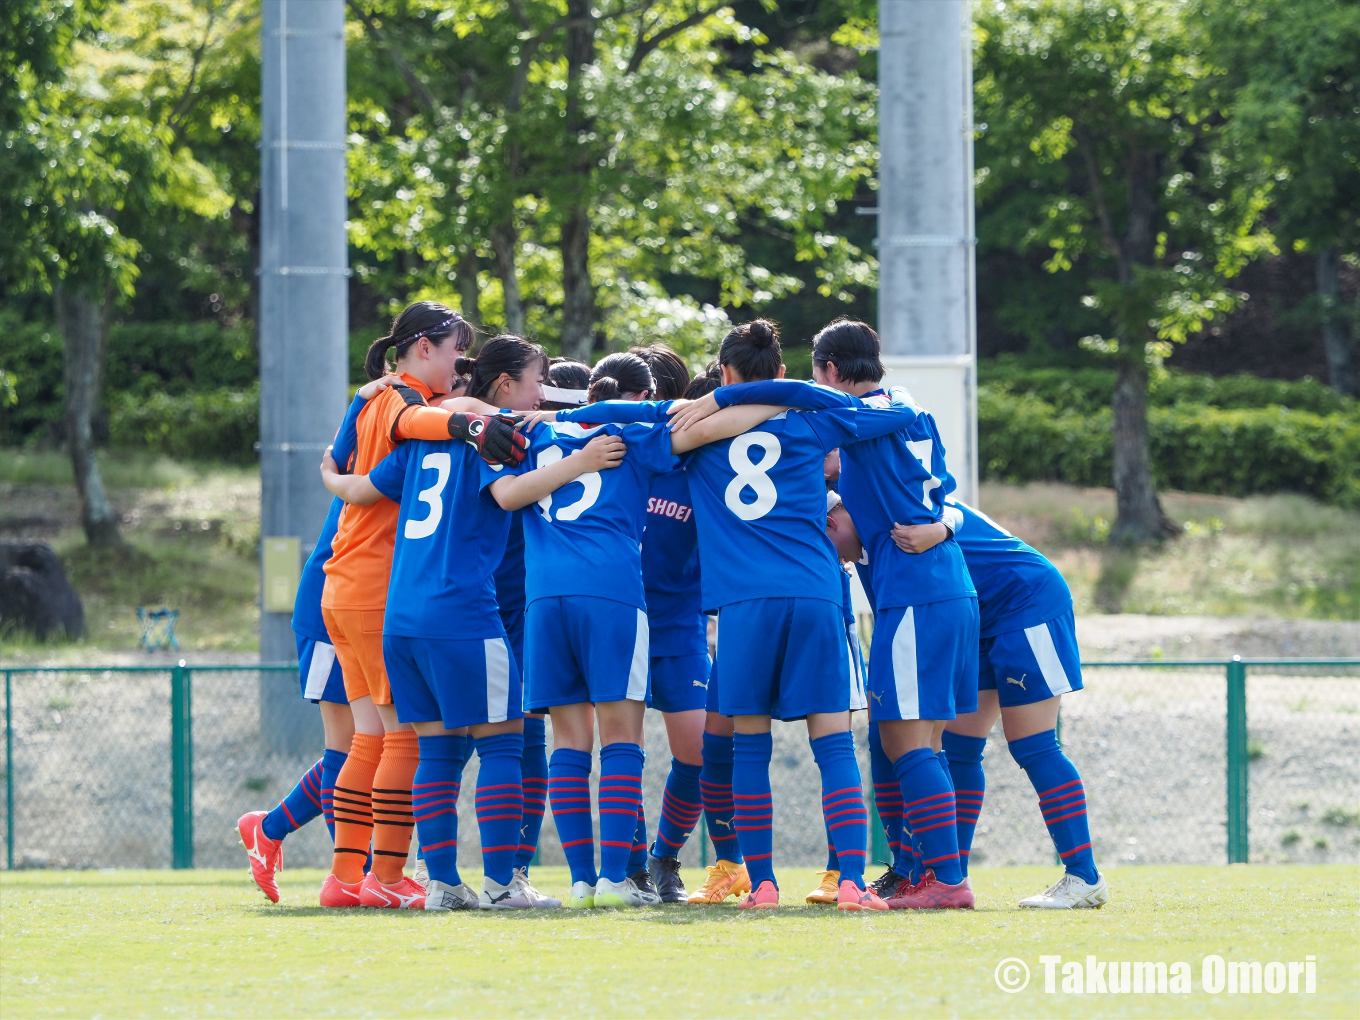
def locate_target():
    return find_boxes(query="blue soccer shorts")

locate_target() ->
[523,596,649,711]
[714,597,852,720]
[296,632,347,705]
[501,609,526,674]
[867,596,980,721]
[648,652,711,713]
[978,608,1083,707]
[383,631,523,729]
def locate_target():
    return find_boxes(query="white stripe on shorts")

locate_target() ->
[847,632,867,711]
[627,609,650,701]
[484,638,511,722]
[303,641,336,700]
[1024,622,1073,696]
[890,607,921,719]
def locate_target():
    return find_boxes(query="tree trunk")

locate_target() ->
[558,0,597,362]
[1109,356,1173,544]
[490,221,525,336]
[456,249,481,330]
[56,282,122,547]
[1317,246,1357,397]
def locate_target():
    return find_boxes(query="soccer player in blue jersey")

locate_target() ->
[675,318,981,909]
[667,319,942,911]
[886,501,1108,908]
[505,352,791,909]
[321,357,617,911]
[236,374,395,902]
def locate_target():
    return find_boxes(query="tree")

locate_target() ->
[1200,0,1360,397]
[974,0,1271,542]
[5,0,236,545]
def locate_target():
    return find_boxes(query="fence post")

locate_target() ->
[171,661,194,869]
[1225,657,1249,864]
[5,670,13,871]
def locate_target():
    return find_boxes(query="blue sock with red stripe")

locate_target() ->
[627,807,649,874]
[867,723,906,876]
[474,733,525,887]
[319,747,347,842]
[824,817,839,871]
[1009,729,1098,884]
[413,735,465,887]
[732,731,775,888]
[262,757,324,842]
[894,747,963,885]
[548,748,596,886]
[653,758,702,859]
[699,733,742,863]
[811,731,869,887]
[941,732,986,878]
[598,743,645,883]
[514,716,548,872]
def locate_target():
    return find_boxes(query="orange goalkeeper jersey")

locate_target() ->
[321,374,456,611]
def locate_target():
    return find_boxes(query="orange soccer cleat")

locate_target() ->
[836,879,888,911]
[236,811,283,903]
[358,872,427,910]
[319,874,363,908]
[737,879,780,909]
[686,860,752,904]
[805,869,840,904]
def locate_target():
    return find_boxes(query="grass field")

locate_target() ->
[2,866,1356,1018]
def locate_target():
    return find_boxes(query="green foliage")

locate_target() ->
[979,385,1360,507]
[107,384,258,463]
[980,358,1358,416]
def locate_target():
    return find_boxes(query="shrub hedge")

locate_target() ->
[979,385,1360,508]
[107,384,259,464]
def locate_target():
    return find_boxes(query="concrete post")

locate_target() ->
[877,0,978,504]
[259,0,348,753]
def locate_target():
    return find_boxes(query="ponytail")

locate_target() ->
[718,318,782,382]
[364,299,474,380]
[587,352,654,404]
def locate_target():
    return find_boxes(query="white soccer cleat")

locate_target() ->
[1019,872,1109,909]
[511,867,561,908]
[412,858,429,890]
[567,881,596,908]
[480,875,538,909]
[423,879,480,912]
[594,876,662,908]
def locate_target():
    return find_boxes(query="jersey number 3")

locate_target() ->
[536,446,601,522]
[724,432,780,522]
[405,452,451,539]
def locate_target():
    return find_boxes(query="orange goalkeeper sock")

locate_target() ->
[371,729,420,885]
[330,731,383,885]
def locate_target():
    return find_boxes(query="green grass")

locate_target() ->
[2,867,1356,1018]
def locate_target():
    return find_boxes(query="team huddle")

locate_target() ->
[236,303,1110,913]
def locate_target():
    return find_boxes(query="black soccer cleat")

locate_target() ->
[645,854,688,903]
[869,867,910,899]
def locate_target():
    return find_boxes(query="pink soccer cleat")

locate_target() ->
[236,810,283,903]
[884,873,975,910]
[737,879,780,909]
[319,874,363,908]
[358,873,427,910]
[836,879,888,911]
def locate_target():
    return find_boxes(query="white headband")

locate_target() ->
[542,385,588,405]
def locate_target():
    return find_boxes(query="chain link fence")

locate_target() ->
[4,659,1357,873]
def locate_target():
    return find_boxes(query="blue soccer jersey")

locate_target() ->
[642,468,707,657]
[514,420,680,610]
[367,438,514,638]
[950,499,1072,637]
[291,391,369,642]
[494,508,527,622]
[715,379,974,610]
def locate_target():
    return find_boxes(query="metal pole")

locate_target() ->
[171,662,195,869]
[259,0,348,753]
[877,0,979,503]
[5,670,13,871]
[1225,657,1249,864]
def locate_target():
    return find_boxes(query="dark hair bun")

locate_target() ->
[749,319,777,348]
[454,356,476,375]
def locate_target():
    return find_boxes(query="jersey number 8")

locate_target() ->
[536,445,601,522]
[724,432,780,522]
